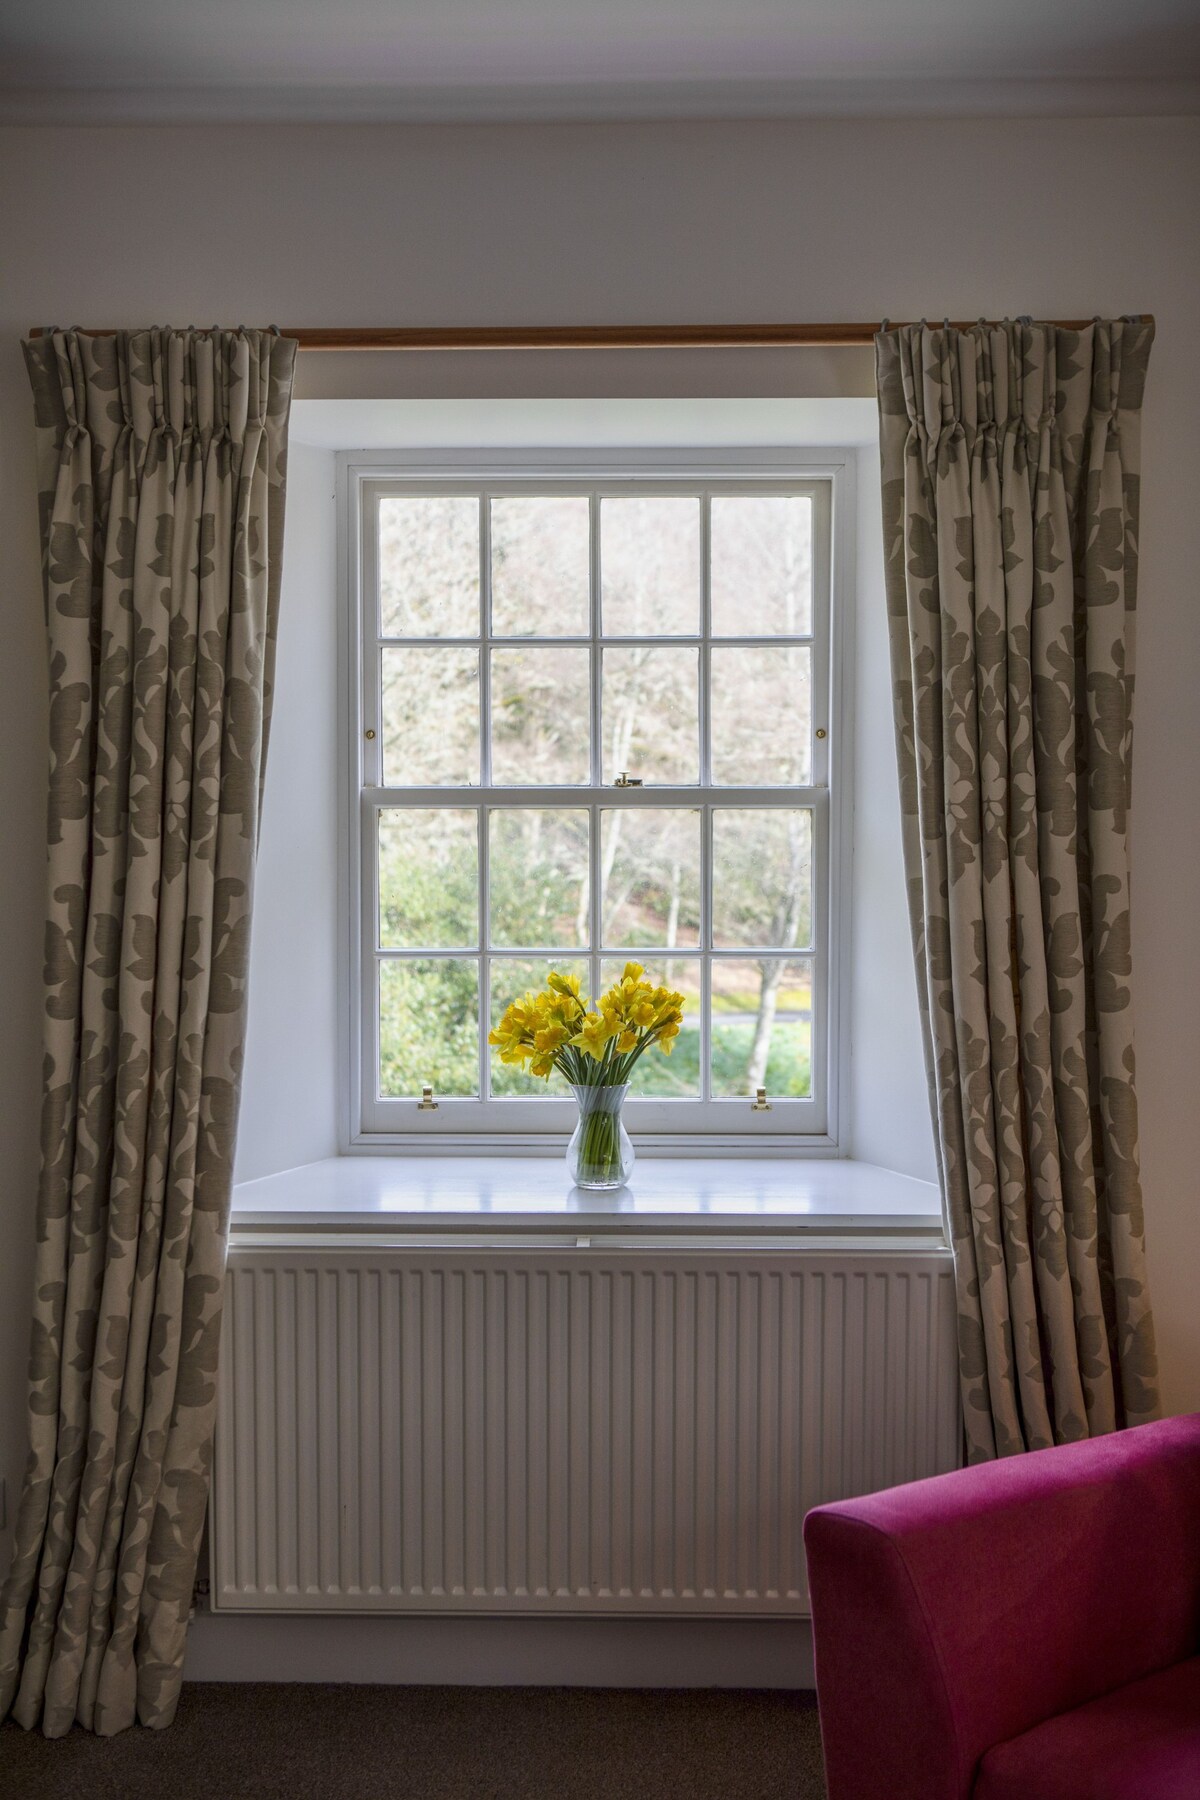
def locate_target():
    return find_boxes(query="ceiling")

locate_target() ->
[1,0,1197,122]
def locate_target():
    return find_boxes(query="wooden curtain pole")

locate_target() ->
[25,319,1145,351]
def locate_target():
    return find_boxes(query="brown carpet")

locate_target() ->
[0,1684,827,1800]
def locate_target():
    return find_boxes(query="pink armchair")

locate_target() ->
[803,1413,1200,1800]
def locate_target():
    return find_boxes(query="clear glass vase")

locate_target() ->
[567,1082,635,1190]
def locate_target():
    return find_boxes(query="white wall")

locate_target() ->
[233,443,340,1183]
[1,118,1197,1593]
[848,442,935,1180]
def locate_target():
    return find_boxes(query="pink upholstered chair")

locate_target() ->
[803,1413,1200,1800]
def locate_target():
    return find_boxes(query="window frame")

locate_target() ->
[338,448,856,1155]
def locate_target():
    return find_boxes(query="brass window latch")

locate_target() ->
[614,772,643,787]
[751,1087,771,1111]
[418,1084,438,1110]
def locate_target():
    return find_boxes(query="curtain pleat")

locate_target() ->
[877,319,1159,1462]
[0,327,296,1735]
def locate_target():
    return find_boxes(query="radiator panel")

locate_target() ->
[212,1247,959,1615]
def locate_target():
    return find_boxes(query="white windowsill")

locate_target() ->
[230,1156,944,1245]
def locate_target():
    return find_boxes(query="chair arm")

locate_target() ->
[804,1414,1200,1800]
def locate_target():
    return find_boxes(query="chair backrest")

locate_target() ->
[804,1414,1200,1800]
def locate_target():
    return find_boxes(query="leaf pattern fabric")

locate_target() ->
[0,328,296,1736]
[876,320,1160,1463]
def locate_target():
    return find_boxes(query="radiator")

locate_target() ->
[211,1245,959,1615]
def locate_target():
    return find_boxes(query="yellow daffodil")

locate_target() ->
[488,968,687,1084]
[570,1009,619,1061]
[546,971,584,1011]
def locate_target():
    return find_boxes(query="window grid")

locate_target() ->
[358,472,834,1137]
[698,495,713,1095]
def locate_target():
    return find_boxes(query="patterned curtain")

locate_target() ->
[0,328,296,1736]
[876,320,1160,1463]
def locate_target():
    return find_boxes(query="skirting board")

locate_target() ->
[183,1612,815,1689]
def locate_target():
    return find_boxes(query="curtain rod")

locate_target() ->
[25,319,1144,352]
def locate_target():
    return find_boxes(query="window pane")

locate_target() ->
[599,957,702,1096]
[710,495,813,637]
[601,497,700,636]
[710,645,811,785]
[602,647,699,784]
[490,647,590,786]
[711,810,812,950]
[379,496,479,637]
[382,647,479,786]
[488,956,589,1097]
[491,497,590,637]
[489,808,590,949]
[379,957,479,1097]
[710,958,812,1098]
[599,808,701,949]
[378,809,478,949]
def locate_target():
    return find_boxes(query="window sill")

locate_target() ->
[230,1155,943,1247]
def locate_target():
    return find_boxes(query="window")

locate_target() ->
[345,453,848,1149]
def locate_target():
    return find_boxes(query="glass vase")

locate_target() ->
[567,1082,635,1190]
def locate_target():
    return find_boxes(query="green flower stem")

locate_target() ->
[550,1022,670,1090]
[575,1108,623,1184]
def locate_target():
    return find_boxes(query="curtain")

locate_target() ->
[0,327,296,1736]
[876,319,1160,1463]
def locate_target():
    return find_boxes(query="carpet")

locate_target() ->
[0,1684,828,1799]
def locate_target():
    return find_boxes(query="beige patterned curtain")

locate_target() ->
[0,328,296,1736]
[876,320,1160,1463]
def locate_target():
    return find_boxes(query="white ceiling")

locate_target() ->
[1,0,1197,122]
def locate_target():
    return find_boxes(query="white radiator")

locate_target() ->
[211,1246,959,1615]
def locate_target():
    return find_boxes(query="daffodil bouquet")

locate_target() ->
[489,963,685,1084]
[489,964,686,1188]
